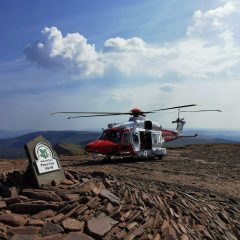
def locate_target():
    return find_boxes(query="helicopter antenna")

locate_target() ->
[178,108,180,119]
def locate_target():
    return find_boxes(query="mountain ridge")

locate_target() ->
[0,130,239,159]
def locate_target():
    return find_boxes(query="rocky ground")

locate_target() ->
[0,144,239,239]
[61,144,240,199]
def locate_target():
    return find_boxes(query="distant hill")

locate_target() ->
[0,129,36,139]
[0,147,27,159]
[0,131,100,159]
[163,129,240,147]
[163,136,238,148]
[0,129,239,159]
[0,131,100,148]
[183,129,240,142]
[53,143,87,156]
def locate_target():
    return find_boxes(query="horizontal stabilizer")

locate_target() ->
[179,134,198,138]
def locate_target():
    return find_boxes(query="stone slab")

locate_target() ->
[24,136,66,188]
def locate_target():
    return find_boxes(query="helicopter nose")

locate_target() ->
[85,140,117,155]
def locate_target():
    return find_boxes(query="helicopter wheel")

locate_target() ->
[157,155,164,160]
[103,155,111,163]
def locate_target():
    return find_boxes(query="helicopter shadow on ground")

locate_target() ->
[63,157,165,167]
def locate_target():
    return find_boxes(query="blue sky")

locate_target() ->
[1,0,240,131]
[0,0,203,59]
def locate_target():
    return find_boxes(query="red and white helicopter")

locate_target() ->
[51,104,221,160]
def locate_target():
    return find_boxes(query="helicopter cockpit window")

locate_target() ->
[133,133,139,144]
[100,130,122,143]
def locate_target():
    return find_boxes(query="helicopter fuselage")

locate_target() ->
[51,105,219,159]
[85,117,178,159]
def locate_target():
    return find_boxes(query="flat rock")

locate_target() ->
[65,171,75,180]
[22,189,62,202]
[26,219,45,227]
[99,189,121,204]
[87,213,118,237]
[9,200,58,214]
[10,234,39,240]
[60,179,74,185]
[24,135,66,187]
[80,179,105,195]
[42,233,63,240]
[71,179,80,184]
[180,234,189,240]
[61,218,84,231]
[64,232,95,240]
[0,185,18,198]
[32,209,56,220]
[4,197,21,205]
[81,178,89,183]
[0,213,27,226]
[41,222,64,237]
[0,200,6,210]
[52,213,64,224]
[8,226,41,236]
[18,195,29,201]
[62,194,80,201]
[0,223,7,239]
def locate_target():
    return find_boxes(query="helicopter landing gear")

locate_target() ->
[103,155,111,163]
[157,155,164,160]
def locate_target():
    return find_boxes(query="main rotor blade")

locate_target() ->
[50,111,127,115]
[67,113,132,119]
[181,109,222,112]
[51,104,198,117]
[153,104,197,112]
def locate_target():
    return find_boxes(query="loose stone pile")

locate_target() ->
[0,170,239,240]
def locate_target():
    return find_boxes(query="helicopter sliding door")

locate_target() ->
[140,131,152,150]
[151,132,162,147]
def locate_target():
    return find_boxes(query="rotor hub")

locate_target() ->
[130,108,144,117]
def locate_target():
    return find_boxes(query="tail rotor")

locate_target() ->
[172,108,222,137]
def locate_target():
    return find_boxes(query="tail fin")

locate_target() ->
[172,107,221,137]
[172,108,185,136]
[172,118,186,136]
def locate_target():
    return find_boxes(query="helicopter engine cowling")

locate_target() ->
[144,120,152,130]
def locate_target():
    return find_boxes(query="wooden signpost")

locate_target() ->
[24,136,66,188]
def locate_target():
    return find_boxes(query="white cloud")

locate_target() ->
[25,0,240,81]
[187,1,239,43]
[205,1,236,18]
[102,79,240,130]
[104,37,146,52]
[22,1,240,83]
[24,27,104,78]
[102,37,174,77]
